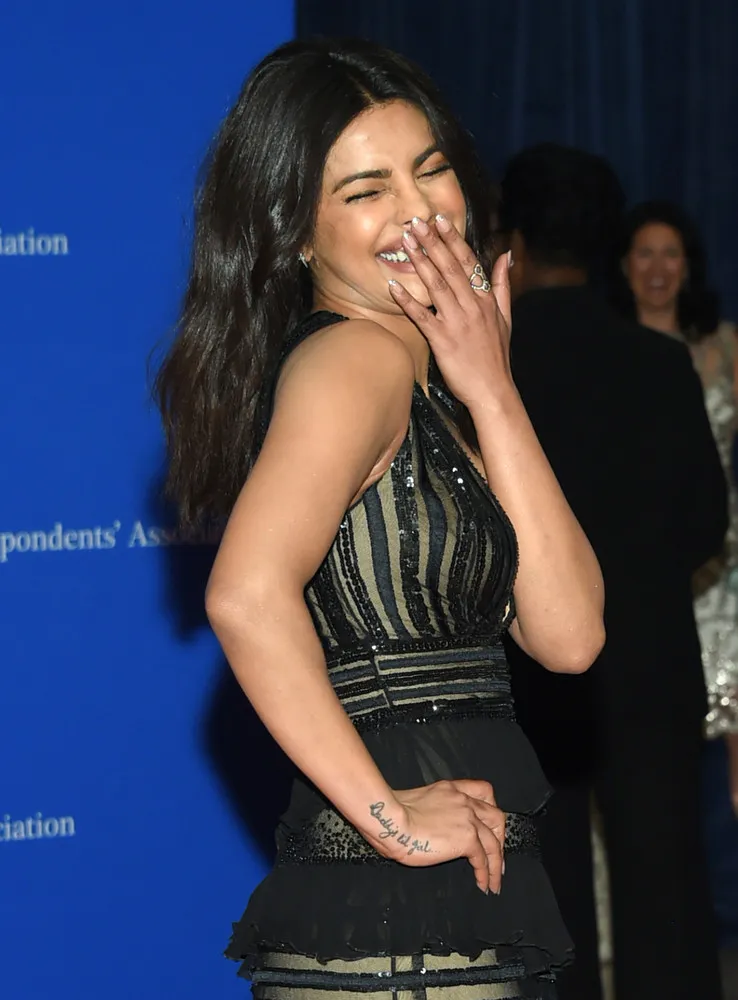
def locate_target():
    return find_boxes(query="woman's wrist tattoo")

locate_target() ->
[369,801,432,855]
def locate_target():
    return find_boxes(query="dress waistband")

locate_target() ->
[276,807,540,867]
[327,642,514,731]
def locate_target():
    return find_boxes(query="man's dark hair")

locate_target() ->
[498,143,625,272]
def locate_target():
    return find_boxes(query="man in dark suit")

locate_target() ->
[498,143,728,1000]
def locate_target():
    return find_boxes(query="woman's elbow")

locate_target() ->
[205,583,248,632]
[204,572,267,630]
[546,621,606,674]
[205,571,301,632]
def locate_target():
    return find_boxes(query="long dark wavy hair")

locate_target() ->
[154,38,493,528]
[613,200,720,342]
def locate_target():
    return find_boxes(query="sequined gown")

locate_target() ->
[690,321,738,737]
[226,312,571,998]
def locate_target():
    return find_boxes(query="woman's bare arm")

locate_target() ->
[206,321,413,843]
[204,320,506,890]
[389,217,605,675]
[469,386,605,673]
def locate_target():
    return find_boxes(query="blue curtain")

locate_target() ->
[298,0,738,317]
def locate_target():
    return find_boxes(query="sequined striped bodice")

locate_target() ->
[285,312,520,731]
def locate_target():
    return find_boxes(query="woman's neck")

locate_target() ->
[637,303,680,337]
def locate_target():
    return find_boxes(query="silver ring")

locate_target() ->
[470,263,491,293]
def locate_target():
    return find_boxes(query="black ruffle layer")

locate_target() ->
[227,853,572,979]
[226,716,571,978]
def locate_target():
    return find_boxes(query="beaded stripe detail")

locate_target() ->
[250,950,558,999]
[252,958,527,991]
[326,642,514,725]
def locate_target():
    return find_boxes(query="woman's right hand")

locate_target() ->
[363,780,506,894]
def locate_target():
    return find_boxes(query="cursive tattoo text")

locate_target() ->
[369,801,432,856]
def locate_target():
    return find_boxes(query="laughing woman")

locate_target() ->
[155,39,604,999]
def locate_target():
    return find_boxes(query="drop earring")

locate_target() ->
[298,252,309,267]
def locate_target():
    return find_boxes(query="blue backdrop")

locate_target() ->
[0,3,294,996]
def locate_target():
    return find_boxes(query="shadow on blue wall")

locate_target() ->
[148,476,295,863]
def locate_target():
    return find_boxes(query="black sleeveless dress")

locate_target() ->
[226,312,572,998]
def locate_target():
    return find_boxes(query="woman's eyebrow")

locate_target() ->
[332,168,389,194]
[331,146,441,194]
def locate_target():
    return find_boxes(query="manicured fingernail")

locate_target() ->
[507,250,513,268]
[435,214,451,232]
[403,230,418,250]
[388,279,401,288]
[411,216,429,234]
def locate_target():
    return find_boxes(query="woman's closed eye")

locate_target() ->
[421,163,452,179]
[345,188,383,203]
[344,163,453,204]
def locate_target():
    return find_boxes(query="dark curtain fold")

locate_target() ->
[297,0,738,317]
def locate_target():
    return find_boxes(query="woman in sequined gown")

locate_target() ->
[620,200,738,949]
[155,40,605,999]
[620,201,738,775]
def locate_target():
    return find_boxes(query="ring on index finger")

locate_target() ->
[469,263,491,293]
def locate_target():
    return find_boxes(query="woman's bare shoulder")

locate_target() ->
[279,316,416,391]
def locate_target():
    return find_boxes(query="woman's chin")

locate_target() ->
[641,289,678,311]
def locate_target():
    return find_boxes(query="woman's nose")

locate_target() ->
[397,183,434,228]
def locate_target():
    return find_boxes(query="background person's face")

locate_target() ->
[624,222,688,315]
[308,100,467,317]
